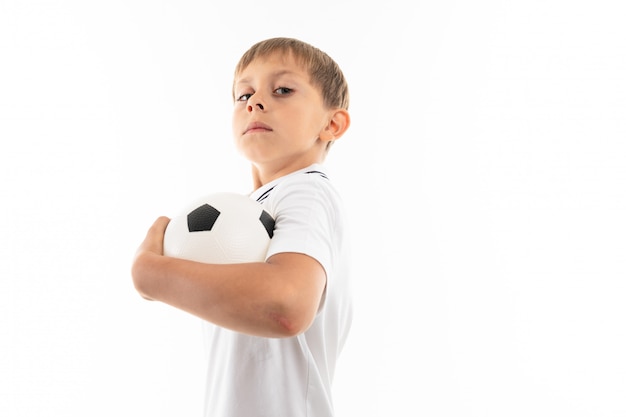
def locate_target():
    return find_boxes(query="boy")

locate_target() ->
[132,37,352,416]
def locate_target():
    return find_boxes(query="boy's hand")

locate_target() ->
[131,216,170,300]
[136,216,170,257]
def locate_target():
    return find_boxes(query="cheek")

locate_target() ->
[231,110,243,136]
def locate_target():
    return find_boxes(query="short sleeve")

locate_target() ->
[262,172,339,279]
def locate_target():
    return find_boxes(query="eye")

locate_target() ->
[274,87,293,95]
[237,93,252,102]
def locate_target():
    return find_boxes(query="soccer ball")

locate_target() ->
[163,192,275,264]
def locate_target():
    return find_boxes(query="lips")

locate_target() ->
[244,121,272,134]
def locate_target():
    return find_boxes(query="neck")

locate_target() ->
[251,165,263,190]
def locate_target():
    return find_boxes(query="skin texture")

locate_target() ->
[232,52,349,188]
[131,51,350,338]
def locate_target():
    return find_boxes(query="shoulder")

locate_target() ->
[252,165,338,204]
[253,165,344,223]
[275,168,332,197]
[274,166,340,205]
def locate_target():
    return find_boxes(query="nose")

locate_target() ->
[246,94,265,112]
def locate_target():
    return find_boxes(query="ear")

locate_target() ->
[319,109,350,143]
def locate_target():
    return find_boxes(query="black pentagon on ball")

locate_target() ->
[259,210,275,239]
[187,204,220,232]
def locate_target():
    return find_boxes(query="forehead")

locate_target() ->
[234,51,309,83]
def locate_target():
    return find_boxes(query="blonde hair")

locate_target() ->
[233,37,350,111]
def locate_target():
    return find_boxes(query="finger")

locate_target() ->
[147,216,170,245]
[150,216,171,235]
[137,216,171,254]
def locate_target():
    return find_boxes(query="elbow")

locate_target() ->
[269,314,300,338]
[264,281,324,338]
[268,306,316,338]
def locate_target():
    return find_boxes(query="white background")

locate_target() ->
[1,1,625,416]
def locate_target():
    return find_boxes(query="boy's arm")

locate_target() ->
[131,216,326,338]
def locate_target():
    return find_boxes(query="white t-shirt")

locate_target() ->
[202,164,352,417]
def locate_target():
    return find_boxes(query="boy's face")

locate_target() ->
[232,52,333,175]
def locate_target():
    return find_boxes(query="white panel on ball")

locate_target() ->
[163,192,275,264]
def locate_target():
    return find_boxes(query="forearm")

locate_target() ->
[132,251,321,338]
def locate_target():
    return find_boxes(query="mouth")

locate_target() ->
[244,121,273,135]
